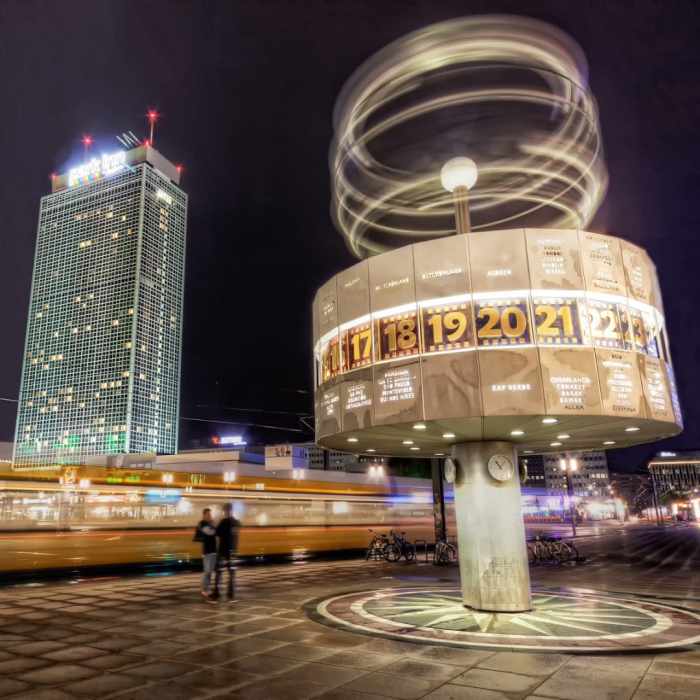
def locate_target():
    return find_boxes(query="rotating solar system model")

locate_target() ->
[313,16,682,612]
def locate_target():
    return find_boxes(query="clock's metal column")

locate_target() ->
[451,441,532,612]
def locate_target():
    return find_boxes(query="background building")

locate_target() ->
[13,145,187,469]
[519,454,546,488]
[648,451,700,494]
[543,451,610,496]
[264,442,387,473]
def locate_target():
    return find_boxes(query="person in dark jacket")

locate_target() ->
[211,502,241,601]
[195,508,217,600]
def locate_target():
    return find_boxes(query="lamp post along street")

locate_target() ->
[561,458,578,538]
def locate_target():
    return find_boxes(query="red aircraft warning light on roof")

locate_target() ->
[146,109,160,145]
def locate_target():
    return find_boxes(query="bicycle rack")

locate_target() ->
[414,539,429,563]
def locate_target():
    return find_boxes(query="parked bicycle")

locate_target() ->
[365,529,416,562]
[366,529,391,560]
[385,530,416,562]
[527,534,580,565]
[433,538,457,565]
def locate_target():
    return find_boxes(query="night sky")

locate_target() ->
[1,1,699,472]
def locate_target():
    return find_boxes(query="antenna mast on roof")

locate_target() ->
[116,132,141,148]
[81,134,93,161]
[146,108,159,146]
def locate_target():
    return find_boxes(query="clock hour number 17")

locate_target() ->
[345,325,372,370]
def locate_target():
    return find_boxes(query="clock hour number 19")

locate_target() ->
[422,305,471,351]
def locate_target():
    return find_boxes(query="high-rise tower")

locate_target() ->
[13,145,187,469]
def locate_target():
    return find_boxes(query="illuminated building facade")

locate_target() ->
[543,451,610,496]
[648,451,700,493]
[519,454,546,487]
[264,442,386,472]
[13,145,187,469]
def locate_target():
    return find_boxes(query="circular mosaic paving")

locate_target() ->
[306,587,700,652]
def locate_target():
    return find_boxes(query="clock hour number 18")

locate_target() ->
[376,314,419,360]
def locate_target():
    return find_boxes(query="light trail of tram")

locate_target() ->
[0,462,442,573]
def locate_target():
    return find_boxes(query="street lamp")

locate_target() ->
[368,464,385,480]
[560,457,578,537]
[440,157,478,234]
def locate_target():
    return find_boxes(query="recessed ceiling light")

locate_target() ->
[625,426,640,432]
[510,429,525,436]
[442,432,456,439]
[434,452,446,456]
[410,446,420,451]
[603,440,616,445]
[523,450,534,454]
[550,441,562,447]
[366,448,376,453]
[347,437,358,443]
[413,423,427,431]
[402,439,414,445]
[542,417,558,424]
[557,434,570,440]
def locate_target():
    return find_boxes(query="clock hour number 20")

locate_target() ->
[475,303,530,345]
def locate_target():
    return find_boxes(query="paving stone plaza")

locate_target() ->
[1,527,700,700]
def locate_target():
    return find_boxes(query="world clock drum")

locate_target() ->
[313,229,682,456]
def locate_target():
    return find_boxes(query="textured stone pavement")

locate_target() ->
[0,555,699,699]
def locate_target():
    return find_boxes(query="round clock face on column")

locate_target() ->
[444,458,457,483]
[487,454,514,482]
